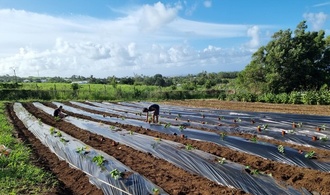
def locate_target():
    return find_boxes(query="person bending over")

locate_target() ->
[53,106,67,118]
[142,104,160,123]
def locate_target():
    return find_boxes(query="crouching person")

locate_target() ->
[142,104,160,123]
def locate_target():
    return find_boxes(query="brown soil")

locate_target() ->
[58,101,330,194]
[162,99,330,116]
[13,102,247,195]
[5,100,330,195]
[5,103,104,195]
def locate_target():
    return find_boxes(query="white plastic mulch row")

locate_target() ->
[13,103,167,195]
[34,102,310,195]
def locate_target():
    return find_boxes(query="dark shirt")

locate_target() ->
[148,104,160,115]
[53,108,61,117]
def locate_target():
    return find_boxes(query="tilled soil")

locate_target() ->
[15,102,247,195]
[6,100,330,195]
[5,103,104,195]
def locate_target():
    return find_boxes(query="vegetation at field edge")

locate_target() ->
[0,102,58,194]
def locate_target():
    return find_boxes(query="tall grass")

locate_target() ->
[0,102,58,194]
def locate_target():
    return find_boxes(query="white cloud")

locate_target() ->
[0,2,271,78]
[204,0,212,8]
[312,2,330,7]
[303,12,328,31]
[245,26,260,51]
[132,2,181,31]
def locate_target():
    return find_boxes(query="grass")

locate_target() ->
[0,102,58,194]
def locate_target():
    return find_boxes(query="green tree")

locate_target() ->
[238,21,330,94]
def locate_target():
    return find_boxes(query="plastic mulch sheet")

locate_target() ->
[34,102,311,195]
[14,103,167,195]
[61,101,330,172]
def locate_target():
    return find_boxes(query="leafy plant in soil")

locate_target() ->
[305,151,316,159]
[76,146,88,155]
[60,138,69,144]
[179,125,185,131]
[320,136,328,142]
[49,127,56,135]
[56,131,62,137]
[233,117,241,123]
[317,124,327,131]
[164,123,171,128]
[250,136,257,143]
[262,124,268,130]
[218,116,224,120]
[217,157,226,164]
[129,130,134,135]
[109,125,116,131]
[220,132,226,140]
[152,188,160,195]
[297,122,303,128]
[177,113,181,118]
[110,168,122,180]
[92,155,105,167]
[244,165,259,175]
[54,116,61,122]
[278,145,285,154]
[185,144,194,150]
[38,118,43,126]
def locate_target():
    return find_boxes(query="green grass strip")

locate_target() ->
[0,102,58,195]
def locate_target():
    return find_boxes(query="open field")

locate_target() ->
[4,100,330,195]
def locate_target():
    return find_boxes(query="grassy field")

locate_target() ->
[0,102,58,194]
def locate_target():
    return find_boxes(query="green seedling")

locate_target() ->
[179,125,185,131]
[185,144,194,150]
[250,136,257,143]
[297,122,303,128]
[220,132,226,140]
[164,123,171,128]
[92,155,105,167]
[288,130,295,134]
[60,138,69,144]
[50,127,56,135]
[320,136,328,142]
[321,124,327,131]
[278,145,285,154]
[109,125,116,131]
[152,188,160,195]
[305,151,315,159]
[218,157,226,164]
[244,165,259,175]
[129,130,134,135]
[178,113,181,118]
[76,146,87,154]
[251,169,259,175]
[54,116,61,121]
[56,131,62,137]
[262,124,268,130]
[218,116,224,120]
[121,117,125,120]
[110,169,122,180]
[38,118,43,126]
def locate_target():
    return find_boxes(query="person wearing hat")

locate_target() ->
[142,104,160,123]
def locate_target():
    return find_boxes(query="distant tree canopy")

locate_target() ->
[237,21,330,94]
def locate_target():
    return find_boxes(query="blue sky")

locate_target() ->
[0,0,329,78]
